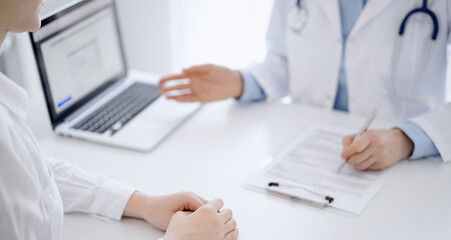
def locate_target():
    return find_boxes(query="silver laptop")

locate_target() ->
[29,0,200,151]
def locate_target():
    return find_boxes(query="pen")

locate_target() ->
[266,182,334,208]
[336,104,381,173]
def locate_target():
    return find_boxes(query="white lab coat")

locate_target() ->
[248,0,451,162]
[0,73,135,239]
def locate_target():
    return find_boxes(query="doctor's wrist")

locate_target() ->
[392,128,414,159]
[231,70,244,99]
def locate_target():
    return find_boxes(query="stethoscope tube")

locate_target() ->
[399,0,439,40]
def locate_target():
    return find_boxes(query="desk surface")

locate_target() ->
[29,96,451,240]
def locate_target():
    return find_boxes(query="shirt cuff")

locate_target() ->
[397,122,440,160]
[92,180,136,221]
[236,70,267,103]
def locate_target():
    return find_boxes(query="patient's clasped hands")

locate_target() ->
[124,192,238,240]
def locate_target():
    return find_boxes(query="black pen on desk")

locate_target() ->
[336,104,381,174]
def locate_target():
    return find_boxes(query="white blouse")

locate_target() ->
[0,73,135,239]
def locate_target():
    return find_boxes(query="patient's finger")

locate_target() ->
[160,84,191,94]
[167,94,198,102]
[159,73,187,85]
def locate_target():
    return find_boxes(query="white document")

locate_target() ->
[244,123,403,215]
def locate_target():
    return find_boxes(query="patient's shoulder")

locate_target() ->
[0,104,24,148]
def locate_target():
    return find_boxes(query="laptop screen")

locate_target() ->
[30,0,127,127]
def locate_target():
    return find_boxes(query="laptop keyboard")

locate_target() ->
[72,82,160,135]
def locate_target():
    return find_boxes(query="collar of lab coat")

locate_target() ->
[0,72,28,120]
[317,0,392,39]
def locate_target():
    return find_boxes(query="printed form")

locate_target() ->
[244,123,403,215]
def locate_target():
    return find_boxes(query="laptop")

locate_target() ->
[29,0,200,151]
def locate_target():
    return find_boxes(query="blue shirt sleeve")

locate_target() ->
[236,70,267,103]
[397,122,440,160]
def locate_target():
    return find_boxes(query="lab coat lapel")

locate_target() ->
[316,1,342,37]
[350,0,392,36]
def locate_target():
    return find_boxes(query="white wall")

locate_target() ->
[115,0,172,74]
[168,0,274,70]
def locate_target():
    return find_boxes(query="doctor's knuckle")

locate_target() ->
[348,156,358,165]
[377,161,387,170]
[373,138,385,148]
[356,165,365,171]
[354,142,364,152]
[342,138,347,145]
[364,131,375,139]
[343,136,352,145]
[374,164,384,171]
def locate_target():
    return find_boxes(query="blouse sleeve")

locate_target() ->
[46,156,136,221]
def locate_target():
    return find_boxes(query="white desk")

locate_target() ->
[28,97,451,240]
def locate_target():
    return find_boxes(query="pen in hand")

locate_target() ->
[336,104,381,173]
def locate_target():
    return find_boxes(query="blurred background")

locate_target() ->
[0,0,450,100]
[0,0,273,91]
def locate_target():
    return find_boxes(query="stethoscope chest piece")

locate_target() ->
[289,7,308,31]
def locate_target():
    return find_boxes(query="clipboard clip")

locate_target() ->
[267,182,334,208]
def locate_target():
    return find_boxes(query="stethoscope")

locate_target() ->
[289,0,439,103]
[288,0,307,31]
[390,0,439,102]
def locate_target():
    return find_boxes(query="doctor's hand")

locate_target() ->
[123,191,208,231]
[163,198,238,240]
[159,64,243,103]
[341,129,414,171]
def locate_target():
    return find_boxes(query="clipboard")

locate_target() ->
[242,123,403,215]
